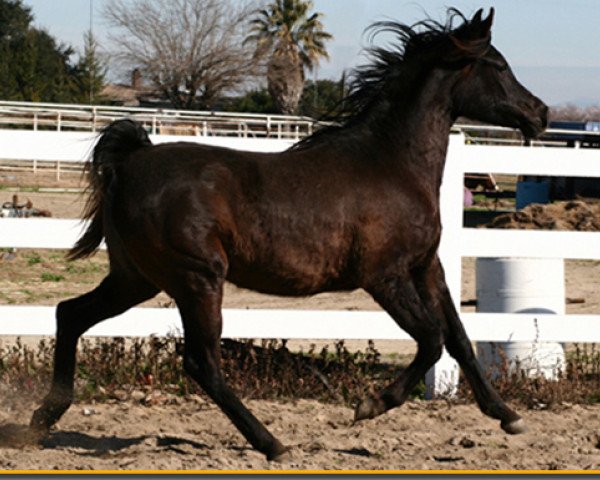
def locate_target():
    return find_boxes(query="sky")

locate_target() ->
[21,0,600,107]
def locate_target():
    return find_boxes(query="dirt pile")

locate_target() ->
[487,201,600,231]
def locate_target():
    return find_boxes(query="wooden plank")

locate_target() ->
[1,306,599,343]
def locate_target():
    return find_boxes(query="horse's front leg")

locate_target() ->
[357,257,525,434]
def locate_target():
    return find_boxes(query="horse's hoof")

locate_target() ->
[28,412,53,444]
[22,427,47,446]
[354,397,384,422]
[501,418,527,435]
[29,416,50,441]
[267,445,292,462]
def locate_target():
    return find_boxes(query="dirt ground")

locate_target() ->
[2,174,600,471]
[2,393,600,471]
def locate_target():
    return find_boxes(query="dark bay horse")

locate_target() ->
[30,9,547,460]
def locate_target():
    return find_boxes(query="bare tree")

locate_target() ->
[550,104,600,122]
[103,0,262,110]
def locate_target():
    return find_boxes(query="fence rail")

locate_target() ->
[0,100,316,140]
[2,100,598,147]
[0,305,597,344]
[0,129,295,180]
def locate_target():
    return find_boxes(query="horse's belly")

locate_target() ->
[226,246,356,296]
[225,205,359,295]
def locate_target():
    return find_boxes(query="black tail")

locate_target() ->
[68,119,152,261]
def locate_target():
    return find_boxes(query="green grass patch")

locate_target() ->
[40,272,65,282]
[26,252,43,266]
[64,262,107,276]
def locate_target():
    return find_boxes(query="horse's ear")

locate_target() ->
[445,8,493,63]
[468,7,493,40]
[480,8,494,38]
[471,8,484,27]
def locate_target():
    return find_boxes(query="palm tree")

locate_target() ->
[247,0,332,115]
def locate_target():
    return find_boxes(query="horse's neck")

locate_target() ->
[403,101,454,190]
[370,69,455,190]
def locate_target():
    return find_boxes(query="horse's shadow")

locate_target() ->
[0,423,209,457]
[41,431,148,456]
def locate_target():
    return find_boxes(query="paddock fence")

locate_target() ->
[1,112,600,397]
[0,100,316,139]
[1,101,596,181]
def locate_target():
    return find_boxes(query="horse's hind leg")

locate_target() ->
[29,271,158,437]
[356,273,445,421]
[173,278,289,461]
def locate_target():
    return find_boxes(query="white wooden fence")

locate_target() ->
[1,128,600,395]
[0,100,316,139]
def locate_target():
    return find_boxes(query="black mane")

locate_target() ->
[291,9,471,151]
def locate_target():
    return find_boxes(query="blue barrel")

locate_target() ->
[516,180,550,210]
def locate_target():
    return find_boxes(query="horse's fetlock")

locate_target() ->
[267,441,292,462]
[30,400,65,433]
[354,396,386,422]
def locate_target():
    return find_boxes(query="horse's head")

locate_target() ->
[444,9,547,138]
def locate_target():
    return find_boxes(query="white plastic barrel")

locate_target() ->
[475,257,565,380]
